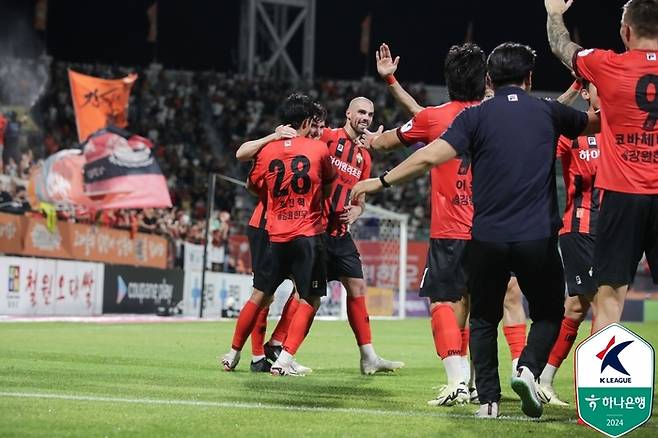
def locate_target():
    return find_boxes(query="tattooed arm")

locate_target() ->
[545,0,583,69]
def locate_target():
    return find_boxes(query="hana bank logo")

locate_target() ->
[597,336,633,383]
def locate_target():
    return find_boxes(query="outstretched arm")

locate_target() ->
[376,43,424,117]
[235,125,297,161]
[545,0,583,69]
[350,139,458,199]
[556,79,582,105]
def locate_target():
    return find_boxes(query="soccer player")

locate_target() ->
[222,94,334,376]
[233,109,327,373]
[545,0,658,332]
[372,43,527,404]
[536,79,601,405]
[352,42,600,418]
[235,97,405,375]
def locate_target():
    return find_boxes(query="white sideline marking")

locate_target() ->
[0,391,569,423]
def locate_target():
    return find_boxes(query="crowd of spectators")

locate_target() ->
[1,56,434,265]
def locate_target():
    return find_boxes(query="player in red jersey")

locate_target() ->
[230,106,327,373]
[235,98,404,375]
[222,94,335,376]
[371,43,528,408]
[535,79,602,405]
[545,0,658,332]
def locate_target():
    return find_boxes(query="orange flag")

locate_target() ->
[68,69,137,142]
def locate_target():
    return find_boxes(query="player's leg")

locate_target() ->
[592,191,648,332]
[510,237,565,419]
[271,236,327,376]
[421,239,469,405]
[249,305,270,372]
[327,233,403,374]
[538,232,596,404]
[466,239,510,418]
[221,287,275,371]
[264,288,299,358]
[502,276,527,374]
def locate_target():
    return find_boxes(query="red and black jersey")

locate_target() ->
[397,101,479,239]
[574,48,658,194]
[320,127,372,237]
[247,185,267,229]
[557,134,602,235]
[249,137,336,242]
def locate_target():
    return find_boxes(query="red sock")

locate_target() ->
[430,304,462,359]
[250,306,269,356]
[283,302,316,355]
[547,317,581,367]
[270,294,299,344]
[347,296,372,346]
[231,300,261,351]
[460,327,470,356]
[503,323,526,360]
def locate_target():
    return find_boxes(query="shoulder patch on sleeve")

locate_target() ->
[577,48,594,57]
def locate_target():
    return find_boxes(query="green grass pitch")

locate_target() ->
[0,319,656,437]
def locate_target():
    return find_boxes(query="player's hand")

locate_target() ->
[361,125,384,150]
[339,204,363,225]
[544,0,573,15]
[274,124,297,139]
[376,43,400,79]
[351,178,384,202]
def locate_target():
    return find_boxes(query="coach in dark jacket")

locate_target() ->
[351,42,600,419]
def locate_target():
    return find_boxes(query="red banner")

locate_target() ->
[0,212,167,268]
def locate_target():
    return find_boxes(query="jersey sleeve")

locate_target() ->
[548,101,589,140]
[248,153,267,187]
[320,148,337,185]
[556,136,571,158]
[572,48,613,83]
[319,128,334,144]
[440,106,476,156]
[396,109,431,146]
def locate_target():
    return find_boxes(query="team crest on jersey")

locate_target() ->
[648,53,657,61]
[400,120,413,133]
[578,49,594,57]
[356,153,363,165]
[284,140,292,147]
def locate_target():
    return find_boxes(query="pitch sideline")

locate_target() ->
[0,391,574,423]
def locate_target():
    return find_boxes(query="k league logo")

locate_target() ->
[575,323,654,437]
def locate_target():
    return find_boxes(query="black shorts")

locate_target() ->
[325,233,364,281]
[560,232,597,296]
[268,235,327,299]
[419,238,468,302]
[247,226,273,292]
[593,191,658,287]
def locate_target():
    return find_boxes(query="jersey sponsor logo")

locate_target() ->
[578,48,594,57]
[579,149,600,161]
[587,136,597,146]
[400,119,413,133]
[329,155,362,178]
[507,94,518,102]
[647,53,657,61]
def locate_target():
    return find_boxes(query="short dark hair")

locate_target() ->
[278,93,314,128]
[624,0,658,39]
[444,43,487,102]
[312,101,327,122]
[487,42,537,89]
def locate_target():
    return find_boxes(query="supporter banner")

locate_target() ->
[0,256,104,315]
[69,70,137,142]
[82,128,172,210]
[103,265,183,314]
[0,212,167,268]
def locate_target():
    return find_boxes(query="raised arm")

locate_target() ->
[545,0,583,69]
[235,125,297,161]
[556,79,582,105]
[376,43,424,117]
